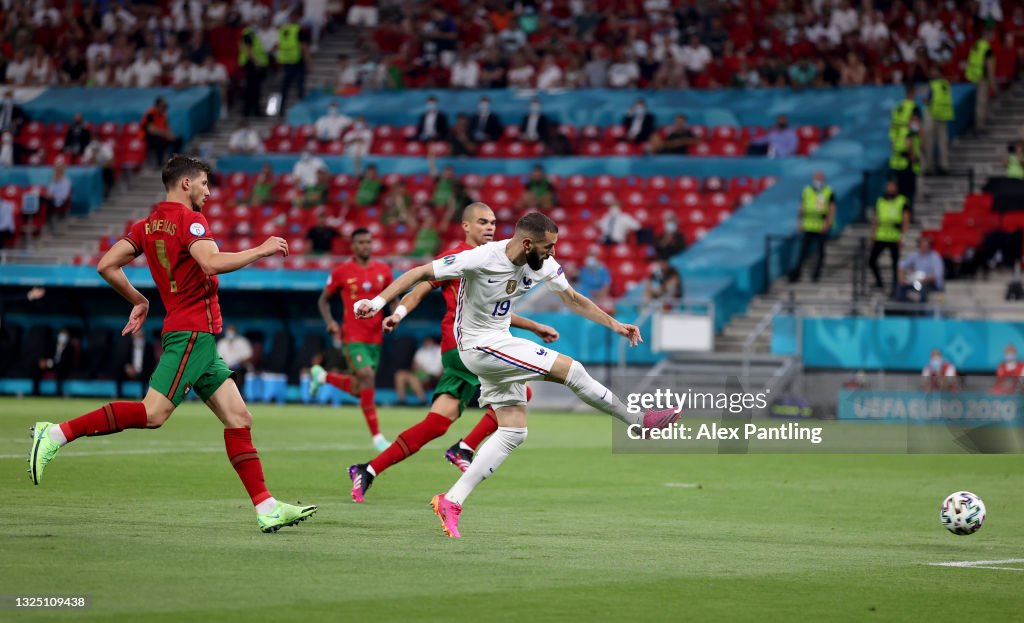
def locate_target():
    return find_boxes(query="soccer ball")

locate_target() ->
[940,491,986,535]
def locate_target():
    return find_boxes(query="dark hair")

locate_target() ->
[516,212,558,239]
[351,227,371,240]
[162,154,211,190]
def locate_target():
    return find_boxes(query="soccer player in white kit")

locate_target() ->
[355,212,678,538]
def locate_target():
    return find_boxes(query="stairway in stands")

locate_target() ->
[717,79,1024,354]
[17,24,360,264]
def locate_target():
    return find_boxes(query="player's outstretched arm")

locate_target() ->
[355,263,437,318]
[189,237,289,276]
[382,281,434,333]
[511,313,559,343]
[556,286,643,347]
[97,239,149,335]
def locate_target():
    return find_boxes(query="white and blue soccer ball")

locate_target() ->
[940,491,986,536]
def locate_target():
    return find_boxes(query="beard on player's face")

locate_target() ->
[526,245,544,270]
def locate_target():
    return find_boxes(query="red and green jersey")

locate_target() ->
[326,259,393,344]
[430,241,473,353]
[122,201,222,335]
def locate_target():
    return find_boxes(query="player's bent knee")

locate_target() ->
[145,405,173,428]
[224,409,253,429]
[547,355,575,384]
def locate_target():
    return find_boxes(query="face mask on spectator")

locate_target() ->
[665,221,677,233]
[479,101,490,114]
[529,103,540,114]
[1006,351,1017,363]
[812,179,823,190]
[328,105,339,116]
[427,100,437,112]
[634,105,646,115]
[929,356,943,371]
[226,329,237,339]
[585,256,599,269]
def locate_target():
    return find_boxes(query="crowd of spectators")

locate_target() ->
[338,0,1022,93]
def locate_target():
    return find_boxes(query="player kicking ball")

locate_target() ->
[346,203,559,502]
[27,156,317,533]
[356,212,678,537]
[309,228,394,451]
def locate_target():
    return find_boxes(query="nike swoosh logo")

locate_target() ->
[487,278,502,283]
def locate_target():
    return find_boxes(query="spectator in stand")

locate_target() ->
[86,54,113,87]
[114,331,155,399]
[895,236,944,303]
[59,47,88,85]
[648,114,698,155]
[85,31,113,66]
[747,114,798,158]
[246,163,276,205]
[622,98,656,144]
[142,97,182,168]
[536,55,564,89]
[27,45,55,86]
[608,48,640,88]
[520,97,554,149]
[33,325,79,397]
[306,209,339,255]
[991,345,1024,394]
[228,119,263,154]
[394,336,442,405]
[350,164,384,208]
[839,51,868,86]
[64,114,92,159]
[450,49,480,88]
[196,56,230,120]
[217,324,254,392]
[1007,140,1024,179]
[314,101,352,142]
[516,164,557,211]
[654,213,687,260]
[160,39,184,75]
[0,132,14,167]
[132,47,164,88]
[921,348,958,392]
[644,258,683,308]
[43,156,72,221]
[81,137,116,198]
[788,58,817,89]
[428,153,470,221]
[343,116,373,161]
[347,0,379,28]
[277,8,310,115]
[469,95,503,143]
[507,52,536,88]
[415,95,449,142]
[0,195,14,247]
[292,149,327,191]
[680,35,712,83]
[112,57,135,87]
[5,48,31,86]
[596,201,641,245]
[411,210,442,257]
[575,249,612,301]
[382,179,416,229]
[335,54,361,93]
[448,113,477,157]
[296,167,331,208]
[479,47,509,88]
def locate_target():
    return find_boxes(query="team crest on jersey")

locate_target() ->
[536,348,547,356]
[362,281,372,291]
[442,255,456,265]
[189,223,206,236]
[505,280,517,294]
[523,277,533,286]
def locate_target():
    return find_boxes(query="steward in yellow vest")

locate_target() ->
[869,180,910,291]
[789,171,837,283]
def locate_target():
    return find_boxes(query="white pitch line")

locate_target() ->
[664,482,700,488]
[929,559,1024,572]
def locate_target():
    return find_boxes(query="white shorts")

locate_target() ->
[347,5,378,27]
[461,335,561,409]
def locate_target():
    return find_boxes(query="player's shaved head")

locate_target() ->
[515,212,558,240]
[462,202,493,223]
[162,155,211,190]
[462,202,496,247]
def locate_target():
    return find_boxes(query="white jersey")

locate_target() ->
[431,239,570,350]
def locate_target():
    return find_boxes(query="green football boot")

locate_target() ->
[28,422,62,485]
[257,501,318,533]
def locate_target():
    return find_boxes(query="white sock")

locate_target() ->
[445,426,527,506]
[458,440,473,452]
[48,425,67,447]
[563,360,642,426]
[372,433,387,445]
[255,497,278,514]
[366,465,377,477]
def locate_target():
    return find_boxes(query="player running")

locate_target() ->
[309,228,393,451]
[27,155,317,533]
[346,202,559,502]
[355,212,678,537]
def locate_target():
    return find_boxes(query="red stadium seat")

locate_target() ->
[963,193,993,215]
[646,175,670,190]
[565,174,588,189]
[712,126,739,140]
[271,124,292,139]
[692,142,711,156]
[797,126,821,142]
[505,141,527,157]
[485,174,510,188]
[375,139,399,155]
[403,141,425,156]
[478,142,500,157]
[374,125,397,139]
[503,125,520,141]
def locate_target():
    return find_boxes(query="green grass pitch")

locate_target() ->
[2,397,1022,622]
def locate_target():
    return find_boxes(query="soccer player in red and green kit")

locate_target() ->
[27,155,317,533]
[309,228,394,451]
